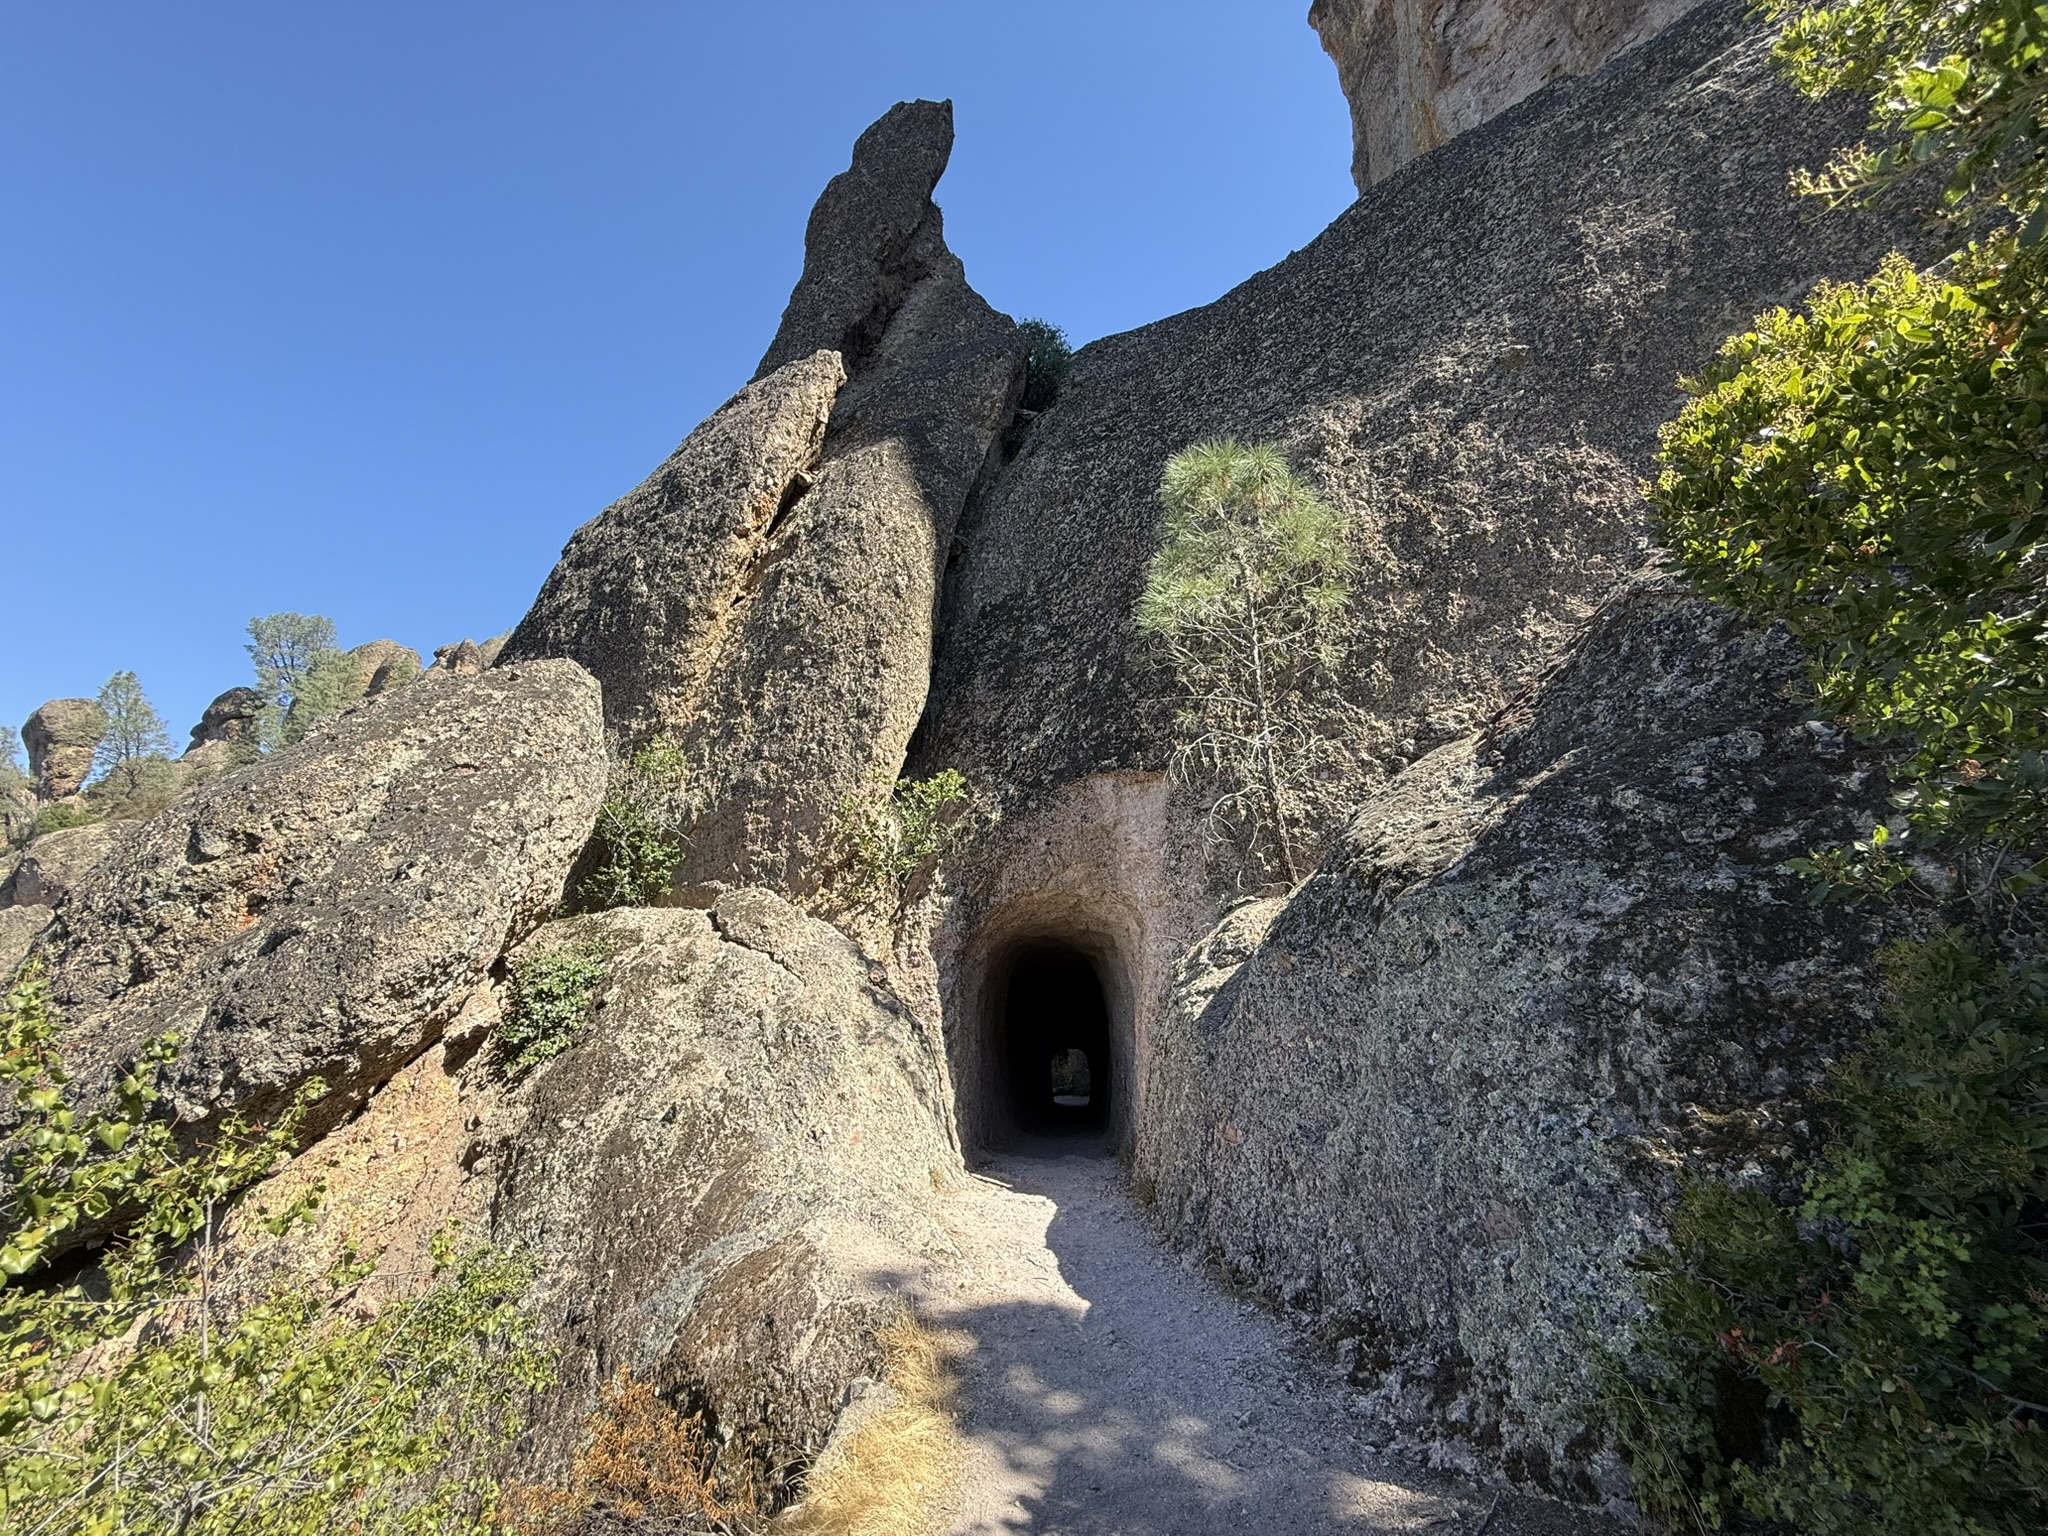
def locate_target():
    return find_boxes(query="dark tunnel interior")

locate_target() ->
[999,943,1114,1138]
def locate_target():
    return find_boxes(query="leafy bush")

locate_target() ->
[0,962,548,1533]
[1766,0,2048,238]
[831,770,975,923]
[1018,318,1073,412]
[1135,438,1353,883]
[1608,932,2047,1535]
[576,738,690,911]
[497,940,610,1076]
[1654,247,2048,878]
[31,802,100,837]
[84,753,183,823]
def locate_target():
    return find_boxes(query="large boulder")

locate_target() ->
[491,892,958,1499]
[1309,0,1706,192]
[668,101,1024,895]
[1136,579,1908,1493]
[23,699,107,801]
[0,822,119,910]
[33,660,608,1139]
[186,687,263,751]
[348,639,423,696]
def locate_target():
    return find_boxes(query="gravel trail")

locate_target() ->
[919,1147,1630,1536]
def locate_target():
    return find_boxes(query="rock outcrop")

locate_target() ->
[505,98,1025,899]
[1137,578,1907,1492]
[0,822,118,911]
[499,353,846,750]
[32,661,608,1139]
[491,893,958,1497]
[187,687,263,751]
[349,639,423,695]
[915,2,1908,855]
[1309,0,1706,192]
[23,699,107,801]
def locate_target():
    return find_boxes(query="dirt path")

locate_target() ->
[918,1148,1630,1536]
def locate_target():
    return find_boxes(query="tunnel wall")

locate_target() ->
[932,772,1216,1156]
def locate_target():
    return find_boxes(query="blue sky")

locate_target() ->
[1,2,1353,752]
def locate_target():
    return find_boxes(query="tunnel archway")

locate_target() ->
[999,943,1115,1136]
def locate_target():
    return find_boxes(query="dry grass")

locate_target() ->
[774,1312,967,1536]
[500,1372,768,1535]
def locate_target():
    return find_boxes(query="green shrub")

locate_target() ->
[576,739,690,912]
[1608,932,2047,1535]
[831,770,975,923]
[84,753,184,822]
[1654,246,2048,882]
[498,940,611,1075]
[32,802,100,837]
[1018,318,1073,412]
[0,963,547,1533]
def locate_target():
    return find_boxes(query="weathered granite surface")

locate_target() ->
[492,894,957,1500]
[33,661,607,1138]
[912,2,1914,878]
[1136,579,1911,1493]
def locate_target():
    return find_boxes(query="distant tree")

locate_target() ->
[246,613,361,749]
[1135,439,1353,884]
[1018,318,1073,412]
[0,725,23,784]
[90,671,174,802]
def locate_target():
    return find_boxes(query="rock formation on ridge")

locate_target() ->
[186,686,263,751]
[1309,0,1707,191]
[23,697,107,801]
[505,98,1026,899]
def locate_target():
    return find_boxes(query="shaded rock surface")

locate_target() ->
[33,661,608,1138]
[913,2,1914,866]
[491,893,958,1499]
[1309,0,1705,192]
[187,687,263,751]
[0,822,118,911]
[1136,579,1909,1493]
[23,699,107,801]
[671,101,1023,895]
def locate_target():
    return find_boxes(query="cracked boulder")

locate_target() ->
[669,100,1025,896]
[498,351,847,750]
[1137,578,1912,1493]
[32,659,607,1140]
[490,892,957,1500]
[23,698,107,801]
[501,100,1023,901]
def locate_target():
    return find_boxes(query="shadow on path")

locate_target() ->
[921,1149,1628,1536]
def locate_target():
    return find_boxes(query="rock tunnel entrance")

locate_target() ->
[1000,944,1114,1136]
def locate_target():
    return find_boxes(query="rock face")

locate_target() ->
[187,687,263,751]
[1136,579,1906,1492]
[914,2,1908,855]
[348,639,423,696]
[505,98,1024,899]
[33,661,608,1138]
[0,823,118,911]
[492,893,957,1497]
[23,699,107,800]
[1309,0,1706,192]
[499,353,846,750]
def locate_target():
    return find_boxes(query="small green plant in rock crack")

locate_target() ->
[831,770,977,924]
[577,737,690,912]
[497,940,613,1076]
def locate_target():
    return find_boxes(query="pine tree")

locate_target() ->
[90,671,174,801]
